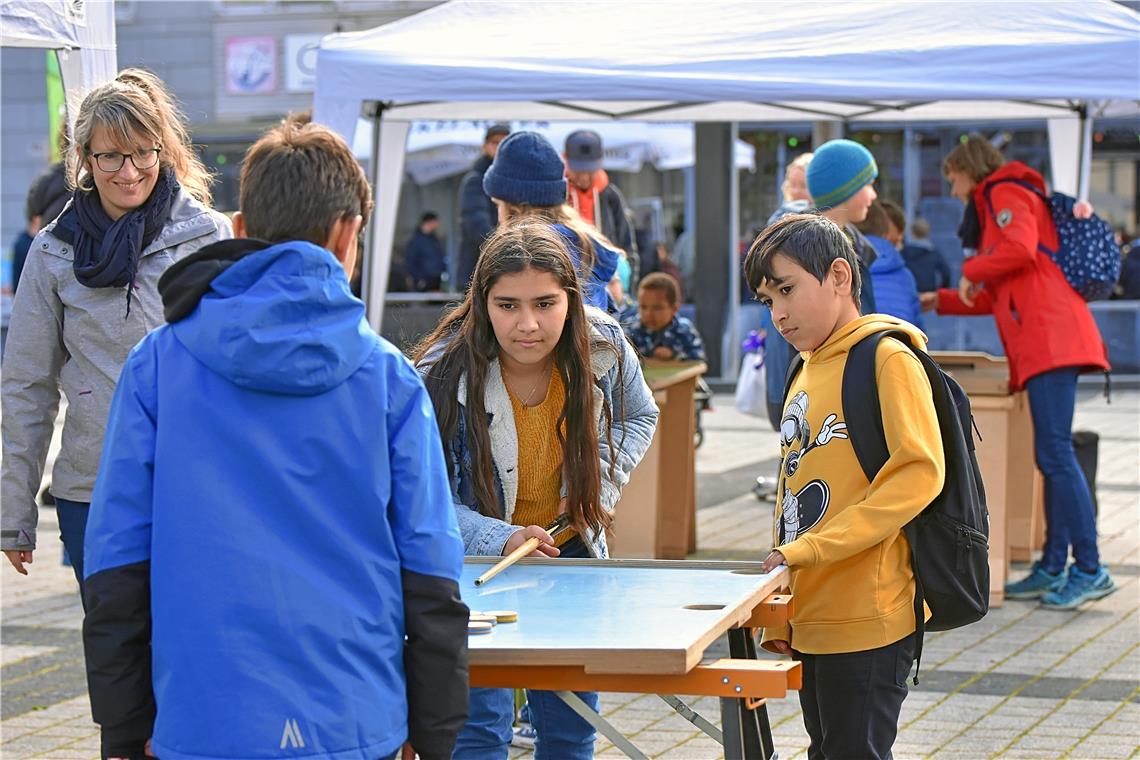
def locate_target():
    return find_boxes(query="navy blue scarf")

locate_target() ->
[71,168,178,314]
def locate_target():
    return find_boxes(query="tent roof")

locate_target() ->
[315,0,1140,138]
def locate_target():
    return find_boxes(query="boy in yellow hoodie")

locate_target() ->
[747,214,945,759]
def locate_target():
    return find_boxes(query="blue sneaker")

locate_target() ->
[1005,563,1065,600]
[1041,566,1117,610]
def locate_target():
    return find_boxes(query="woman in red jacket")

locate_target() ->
[921,136,1115,610]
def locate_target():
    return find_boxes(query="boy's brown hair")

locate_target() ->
[856,201,891,238]
[880,199,906,235]
[240,122,373,245]
[745,213,861,307]
[637,272,680,307]
[942,135,1006,184]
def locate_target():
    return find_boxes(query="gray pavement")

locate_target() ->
[2,390,1138,759]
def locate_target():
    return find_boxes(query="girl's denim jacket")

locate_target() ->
[418,308,659,558]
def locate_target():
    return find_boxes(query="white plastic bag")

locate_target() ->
[734,352,767,417]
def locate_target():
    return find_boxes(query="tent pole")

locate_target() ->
[364,111,411,334]
[1077,102,1093,203]
[727,122,741,384]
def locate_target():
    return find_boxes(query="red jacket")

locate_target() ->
[937,161,1109,391]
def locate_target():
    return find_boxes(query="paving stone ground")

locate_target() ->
[3,390,1138,759]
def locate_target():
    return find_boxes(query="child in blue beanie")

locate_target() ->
[807,138,881,314]
[483,131,621,311]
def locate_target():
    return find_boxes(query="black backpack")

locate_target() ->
[783,329,990,683]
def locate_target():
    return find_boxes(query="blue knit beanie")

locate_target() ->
[483,131,568,207]
[807,139,878,209]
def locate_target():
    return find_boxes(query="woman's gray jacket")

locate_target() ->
[1,190,231,551]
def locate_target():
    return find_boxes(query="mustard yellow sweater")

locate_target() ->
[507,369,575,546]
[762,315,944,655]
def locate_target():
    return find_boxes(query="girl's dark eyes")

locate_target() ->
[780,286,793,295]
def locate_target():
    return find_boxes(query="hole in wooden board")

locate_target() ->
[730,568,767,575]
[683,604,726,611]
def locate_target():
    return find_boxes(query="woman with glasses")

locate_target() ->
[1,69,231,601]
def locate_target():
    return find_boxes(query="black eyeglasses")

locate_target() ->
[89,147,161,173]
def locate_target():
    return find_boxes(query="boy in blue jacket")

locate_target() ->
[82,122,469,760]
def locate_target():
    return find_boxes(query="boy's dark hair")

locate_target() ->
[880,199,906,234]
[745,213,861,305]
[420,211,439,224]
[240,122,373,245]
[637,271,679,307]
[856,201,891,238]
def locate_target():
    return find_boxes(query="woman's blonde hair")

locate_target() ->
[942,135,1006,185]
[781,151,814,203]
[496,201,623,278]
[70,68,213,204]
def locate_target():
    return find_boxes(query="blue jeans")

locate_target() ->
[453,536,599,760]
[55,498,89,606]
[1025,368,1100,574]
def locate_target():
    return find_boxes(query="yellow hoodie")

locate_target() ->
[762,315,945,655]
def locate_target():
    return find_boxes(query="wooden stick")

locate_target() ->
[474,536,543,587]
[474,515,573,587]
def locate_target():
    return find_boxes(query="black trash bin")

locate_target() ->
[1072,430,1100,516]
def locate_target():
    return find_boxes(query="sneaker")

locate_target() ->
[1041,566,1117,610]
[511,723,537,749]
[1004,563,1065,600]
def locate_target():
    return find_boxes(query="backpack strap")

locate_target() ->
[981,177,1056,257]
[782,351,805,407]
[841,329,934,685]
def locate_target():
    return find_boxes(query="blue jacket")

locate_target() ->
[418,309,658,558]
[901,239,953,292]
[867,234,923,328]
[83,240,468,760]
[553,223,619,311]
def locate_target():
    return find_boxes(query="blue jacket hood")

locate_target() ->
[171,241,374,396]
[867,234,907,274]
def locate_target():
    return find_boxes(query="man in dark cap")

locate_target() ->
[564,129,638,285]
[456,123,510,291]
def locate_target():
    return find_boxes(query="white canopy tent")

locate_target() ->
[314,0,1140,340]
[1,0,117,126]
[378,120,756,184]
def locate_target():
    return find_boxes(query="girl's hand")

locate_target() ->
[503,526,560,558]
[1073,200,1094,220]
[760,550,786,573]
[919,292,938,313]
[768,639,793,656]
[651,346,675,360]
[957,276,978,308]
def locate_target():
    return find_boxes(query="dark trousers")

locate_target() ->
[1025,367,1100,574]
[55,498,89,607]
[794,635,914,760]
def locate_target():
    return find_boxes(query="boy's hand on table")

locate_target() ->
[760,550,786,574]
[919,292,938,312]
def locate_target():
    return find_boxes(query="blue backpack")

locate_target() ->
[984,179,1121,301]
